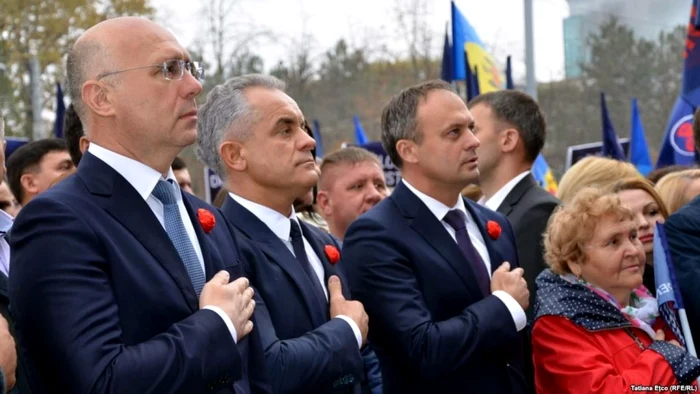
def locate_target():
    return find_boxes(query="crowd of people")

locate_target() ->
[2,15,700,394]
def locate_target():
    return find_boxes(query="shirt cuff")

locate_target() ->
[203,305,238,344]
[492,291,527,332]
[336,315,362,348]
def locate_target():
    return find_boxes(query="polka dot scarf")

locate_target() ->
[560,273,659,339]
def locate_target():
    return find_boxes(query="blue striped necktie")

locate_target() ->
[152,179,205,296]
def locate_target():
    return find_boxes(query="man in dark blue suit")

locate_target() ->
[665,108,700,341]
[8,17,269,394]
[343,80,532,394]
[196,74,376,393]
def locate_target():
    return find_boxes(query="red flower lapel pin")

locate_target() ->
[197,209,216,234]
[486,220,501,240]
[324,245,340,264]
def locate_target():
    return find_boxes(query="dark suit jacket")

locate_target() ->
[0,271,30,394]
[222,197,366,393]
[343,181,530,394]
[495,174,560,320]
[664,195,700,341]
[8,152,270,394]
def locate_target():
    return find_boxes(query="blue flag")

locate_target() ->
[53,82,66,138]
[629,99,652,175]
[654,223,690,350]
[656,0,700,168]
[600,92,625,160]
[353,115,368,145]
[312,120,324,159]
[505,55,514,90]
[441,24,453,82]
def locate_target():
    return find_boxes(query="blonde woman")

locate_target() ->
[557,156,640,203]
[655,169,700,214]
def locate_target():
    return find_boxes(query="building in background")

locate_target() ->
[563,0,687,78]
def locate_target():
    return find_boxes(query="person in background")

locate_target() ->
[171,156,194,194]
[607,177,669,296]
[655,169,700,215]
[0,183,20,219]
[533,188,700,393]
[556,156,640,204]
[63,103,89,167]
[468,90,560,322]
[6,139,74,207]
[646,164,691,185]
[316,147,388,243]
[461,184,482,202]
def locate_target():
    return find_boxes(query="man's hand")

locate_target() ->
[328,275,369,345]
[200,271,256,341]
[490,262,529,310]
[0,315,16,392]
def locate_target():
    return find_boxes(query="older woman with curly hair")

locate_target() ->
[532,188,700,393]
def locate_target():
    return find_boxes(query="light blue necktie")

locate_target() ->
[152,179,205,296]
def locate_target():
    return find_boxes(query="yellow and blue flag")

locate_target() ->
[532,154,558,195]
[451,1,501,93]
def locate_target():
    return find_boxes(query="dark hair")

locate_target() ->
[172,156,187,171]
[381,80,455,168]
[468,90,546,163]
[7,139,68,204]
[646,164,692,185]
[64,103,84,166]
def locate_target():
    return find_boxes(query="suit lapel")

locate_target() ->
[222,197,327,327]
[392,183,482,300]
[496,174,537,217]
[79,153,199,312]
[464,200,507,273]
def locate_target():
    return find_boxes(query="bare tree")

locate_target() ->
[392,0,438,80]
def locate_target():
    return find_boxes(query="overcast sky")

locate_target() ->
[153,0,570,83]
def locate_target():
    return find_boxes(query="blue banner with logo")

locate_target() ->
[203,166,223,204]
[565,139,630,170]
[354,141,402,187]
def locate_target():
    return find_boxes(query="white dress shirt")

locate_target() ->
[402,180,526,332]
[0,209,13,277]
[229,192,363,348]
[88,143,238,343]
[479,171,530,211]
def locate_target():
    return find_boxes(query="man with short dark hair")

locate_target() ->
[468,90,560,319]
[172,156,194,194]
[317,147,388,241]
[63,103,89,166]
[343,80,531,393]
[6,139,74,206]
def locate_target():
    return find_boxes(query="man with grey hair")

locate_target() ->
[342,80,532,393]
[9,17,270,393]
[198,74,377,393]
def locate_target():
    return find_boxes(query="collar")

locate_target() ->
[228,192,297,241]
[482,171,530,211]
[0,208,13,234]
[88,143,178,201]
[401,179,471,223]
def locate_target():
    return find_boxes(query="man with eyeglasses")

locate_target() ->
[8,17,270,394]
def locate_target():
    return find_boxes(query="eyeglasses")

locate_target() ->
[96,59,205,82]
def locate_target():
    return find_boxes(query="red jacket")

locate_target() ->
[532,270,700,394]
